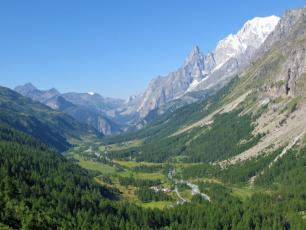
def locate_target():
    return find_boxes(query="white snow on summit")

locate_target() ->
[213,16,280,70]
[135,15,280,118]
[187,15,280,90]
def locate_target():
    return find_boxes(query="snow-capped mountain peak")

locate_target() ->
[135,15,280,118]
[213,16,280,70]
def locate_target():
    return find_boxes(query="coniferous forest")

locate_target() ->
[2,2,306,229]
[0,124,306,229]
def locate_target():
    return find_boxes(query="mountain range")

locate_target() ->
[105,6,306,164]
[14,83,124,135]
[1,5,306,230]
[133,15,280,118]
[14,15,281,132]
[0,86,100,151]
[10,6,306,165]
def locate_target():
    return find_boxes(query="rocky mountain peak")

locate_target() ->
[186,45,201,57]
[134,15,280,119]
[48,88,60,95]
[14,83,60,103]
[183,46,208,80]
[14,83,37,94]
[184,46,204,66]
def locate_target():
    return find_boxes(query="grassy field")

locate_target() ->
[114,160,161,168]
[74,155,117,174]
[227,184,270,201]
[102,139,143,153]
[230,186,256,200]
[66,145,178,209]
[192,178,223,184]
[139,201,173,209]
[117,171,166,180]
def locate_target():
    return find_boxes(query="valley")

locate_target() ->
[63,138,281,209]
[1,3,306,229]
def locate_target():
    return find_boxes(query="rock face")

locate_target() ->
[136,16,280,118]
[137,46,213,117]
[14,84,122,135]
[61,92,125,116]
[249,7,306,98]
[220,7,306,163]
[257,8,306,55]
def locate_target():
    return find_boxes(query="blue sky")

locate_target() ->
[0,0,305,98]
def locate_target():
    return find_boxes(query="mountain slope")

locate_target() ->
[14,84,123,135]
[0,86,99,151]
[105,7,306,165]
[61,92,124,115]
[45,96,122,135]
[0,125,136,229]
[2,6,306,230]
[14,83,60,103]
[220,6,306,164]
[1,123,305,229]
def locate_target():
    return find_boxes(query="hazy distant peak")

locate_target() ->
[14,82,37,93]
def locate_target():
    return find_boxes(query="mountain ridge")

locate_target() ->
[0,86,100,151]
[104,6,306,165]
[13,16,281,131]
[134,15,280,118]
[14,84,123,135]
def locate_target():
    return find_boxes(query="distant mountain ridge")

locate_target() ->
[14,15,281,132]
[15,83,60,103]
[0,86,99,151]
[14,84,123,135]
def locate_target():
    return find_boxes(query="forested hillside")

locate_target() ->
[103,77,265,163]
[1,124,305,229]
[2,4,306,230]
[0,86,99,152]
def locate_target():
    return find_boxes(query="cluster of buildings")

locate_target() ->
[150,185,173,193]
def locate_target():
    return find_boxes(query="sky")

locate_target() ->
[0,0,305,99]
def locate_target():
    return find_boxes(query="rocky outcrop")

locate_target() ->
[247,7,306,99]
[136,46,213,117]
